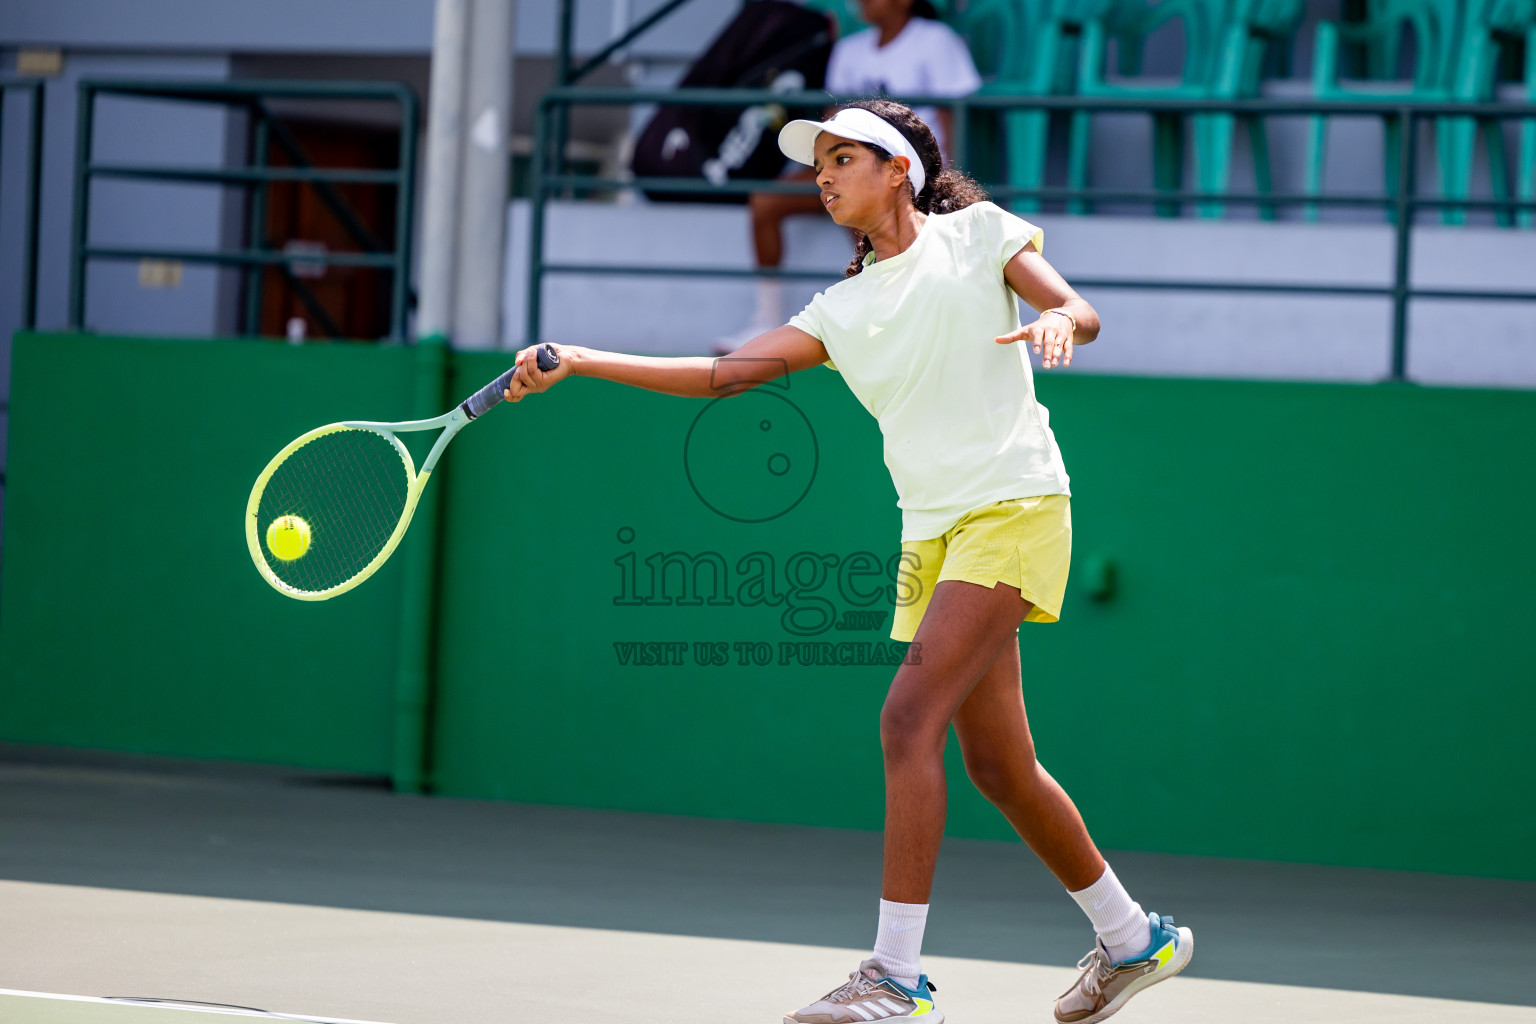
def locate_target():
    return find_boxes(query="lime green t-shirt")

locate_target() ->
[788,201,1071,542]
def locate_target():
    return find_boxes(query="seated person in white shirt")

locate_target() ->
[716,0,983,352]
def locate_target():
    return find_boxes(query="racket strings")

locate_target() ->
[256,428,412,594]
[335,431,410,540]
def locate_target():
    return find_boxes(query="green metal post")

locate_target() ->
[952,98,969,174]
[22,83,44,331]
[392,334,449,793]
[68,84,95,331]
[243,111,271,336]
[526,101,551,345]
[554,0,576,186]
[1389,108,1416,382]
[390,89,419,341]
[556,3,575,90]
[0,92,6,307]
[1152,112,1184,218]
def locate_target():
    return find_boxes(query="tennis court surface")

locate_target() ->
[4,743,1533,1024]
[0,991,394,1024]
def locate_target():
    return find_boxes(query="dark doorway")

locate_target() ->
[255,120,400,341]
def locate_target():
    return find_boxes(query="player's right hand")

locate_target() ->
[996,314,1073,369]
[505,344,572,402]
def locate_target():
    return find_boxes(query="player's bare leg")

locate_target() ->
[878,579,1039,902]
[951,638,1105,889]
[949,604,1194,1023]
[749,167,823,267]
[785,580,1028,1024]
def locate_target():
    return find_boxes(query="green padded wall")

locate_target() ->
[0,333,415,772]
[3,333,1533,878]
[432,354,1536,880]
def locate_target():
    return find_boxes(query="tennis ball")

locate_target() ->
[266,515,312,561]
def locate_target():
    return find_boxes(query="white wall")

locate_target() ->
[0,0,740,58]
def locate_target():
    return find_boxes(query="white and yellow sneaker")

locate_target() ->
[1054,912,1194,1023]
[785,959,941,1023]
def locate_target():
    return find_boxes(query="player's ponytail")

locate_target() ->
[839,99,989,278]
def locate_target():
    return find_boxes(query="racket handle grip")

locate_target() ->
[461,343,560,419]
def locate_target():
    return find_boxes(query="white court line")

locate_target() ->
[0,990,398,1024]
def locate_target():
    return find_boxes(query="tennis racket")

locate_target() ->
[245,343,559,601]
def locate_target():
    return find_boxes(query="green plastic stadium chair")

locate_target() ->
[952,0,1070,211]
[1196,0,1305,218]
[1308,0,1462,224]
[1068,0,1225,216]
[1520,22,1536,227]
[1350,0,1458,79]
[1437,0,1534,226]
[946,0,1021,187]
[1304,0,1448,221]
[1067,0,1300,218]
[803,0,867,39]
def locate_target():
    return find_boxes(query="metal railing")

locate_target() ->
[1,77,45,332]
[69,79,419,340]
[526,88,1536,381]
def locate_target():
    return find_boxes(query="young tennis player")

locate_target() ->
[502,99,1193,1024]
[718,0,981,352]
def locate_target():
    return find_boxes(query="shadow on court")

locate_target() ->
[2,742,1531,1008]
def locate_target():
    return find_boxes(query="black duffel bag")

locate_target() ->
[630,0,833,203]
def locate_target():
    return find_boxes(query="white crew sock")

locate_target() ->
[1068,863,1152,963]
[871,898,928,990]
[753,277,785,328]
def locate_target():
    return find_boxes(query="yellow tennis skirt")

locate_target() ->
[891,494,1072,642]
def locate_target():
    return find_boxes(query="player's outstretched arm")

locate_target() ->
[503,325,829,402]
[996,241,1101,370]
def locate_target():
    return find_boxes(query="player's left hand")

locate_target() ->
[504,344,572,402]
[995,314,1073,369]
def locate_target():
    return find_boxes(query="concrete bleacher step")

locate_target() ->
[498,199,1536,388]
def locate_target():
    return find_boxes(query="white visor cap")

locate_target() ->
[778,107,926,196]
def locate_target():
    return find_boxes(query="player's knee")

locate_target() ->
[962,754,1007,801]
[879,696,944,763]
[963,750,1037,803]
